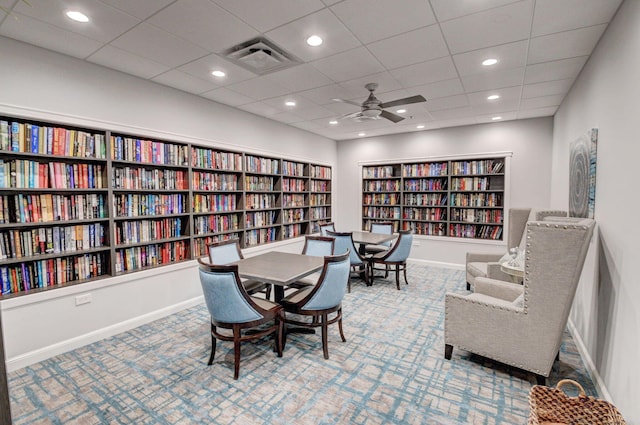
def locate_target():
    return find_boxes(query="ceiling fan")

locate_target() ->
[334,83,427,123]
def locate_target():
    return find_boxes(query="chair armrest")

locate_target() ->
[485,262,513,282]
[466,252,503,263]
[474,277,523,301]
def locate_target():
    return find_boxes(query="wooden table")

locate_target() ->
[351,231,397,250]
[233,251,324,302]
[500,261,524,283]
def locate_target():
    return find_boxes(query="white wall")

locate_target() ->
[0,37,335,369]
[336,118,554,265]
[551,0,639,422]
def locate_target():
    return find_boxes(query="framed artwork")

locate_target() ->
[569,128,598,218]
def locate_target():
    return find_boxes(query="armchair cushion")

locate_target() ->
[474,277,523,301]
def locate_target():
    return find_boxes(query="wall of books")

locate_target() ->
[0,115,331,297]
[362,157,505,240]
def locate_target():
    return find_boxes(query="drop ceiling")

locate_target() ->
[0,0,623,141]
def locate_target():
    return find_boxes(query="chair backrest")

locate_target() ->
[379,230,413,262]
[370,221,394,247]
[319,222,335,236]
[197,258,264,324]
[326,230,363,265]
[206,238,243,264]
[509,208,569,250]
[298,252,350,311]
[302,235,335,257]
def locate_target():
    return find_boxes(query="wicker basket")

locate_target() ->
[528,379,626,425]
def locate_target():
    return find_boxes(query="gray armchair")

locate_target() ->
[465,208,568,290]
[446,217,596,384]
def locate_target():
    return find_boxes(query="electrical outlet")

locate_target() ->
[75,293,92,306]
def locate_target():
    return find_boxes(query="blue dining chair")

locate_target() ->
[326,230,369,292]
[318,222,335,236]
[206,238,271,299]
[365,221,394,255]
[368,230,413,290]
[279,251,350,359]
[289,236,335,289]
[197,258,284,379]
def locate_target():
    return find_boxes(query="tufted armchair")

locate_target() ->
[446,217,596,384]
[465,208,568,290]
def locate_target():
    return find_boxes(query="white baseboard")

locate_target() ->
[566,319,614,402]
[408,258,465,271]
[6,296,204,372]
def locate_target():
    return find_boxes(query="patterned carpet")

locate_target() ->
[7,264,596,424]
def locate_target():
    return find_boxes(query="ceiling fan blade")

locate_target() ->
[333,98,362,107]
[380,110,405,123]
[339,110,363,120]
[379,95,426,109]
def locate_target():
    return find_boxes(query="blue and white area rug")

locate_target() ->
[7,264,595,424]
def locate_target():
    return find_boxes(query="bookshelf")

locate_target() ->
[0,115,332,298]
[362,156,506,240]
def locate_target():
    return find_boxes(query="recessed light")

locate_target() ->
[211,70,226,78]
[416,125,425,129]
[482,58,498,66]
[329,120,338,125]
[487,94,500,100]
[66,11,89,23]
[492,116,502,121]
[285,101,296,106]
[306,35,323,47]
[358,132,366,137]
[396,109,407,114]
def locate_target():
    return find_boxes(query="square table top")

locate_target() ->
[351,231,396,246]
[233,251,324,286]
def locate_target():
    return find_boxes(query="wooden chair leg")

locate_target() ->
[445,344,453,360]
[337,309,346,342]
[265,285,272,300]
[321,313,329,359]
[208,323,217,365]
[395,265,400,290]
[276,313,284,357]
[535,374,546,386]
[403,263,408,285]
[233,326,241,380]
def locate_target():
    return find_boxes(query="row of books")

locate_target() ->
[283,194,305,208]
[114,218,183,245]
[0,223,105,260]
[404,193,448,207]
[192,194,237,214]
[309,206,331,220]
[363,180,400,192]
[404,178,447,192]
[244,227,278,247]
[193,213,240,235]
[450,177,495,191]
[402,162,448,177]
[192,171,238,191]
[110,135,189,166]
[0,120,107,158]
[450,159,504,176]
[403,221,446,236]
[310,165,331,179]
[309,180,330,192]
[193,233,240,257]
[112,193,186,217]
[191,147,242,171]
[245,155,279,174]
[112,167,187,191]
[282,160,305,177]
[245,193,277,210]
[0,159,105,190]
[450,208,504,224]
[4,193,106,224]
[282,208,305,224]
[1,253,108,294]
[282,177,306,192]
[245,175,274,191]
[245,211,278,228]
[310,194,330,206]
[283,223,305,239]
[362,165,396,178]
[363,206,401,220]
[402,207,447,221]
[450,193,503,207]
[114,241,188,273]
[449,224,503,240]
[363,193,401,206]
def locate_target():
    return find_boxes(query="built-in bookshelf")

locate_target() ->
[0,115,332,297]
[362,157,506,240]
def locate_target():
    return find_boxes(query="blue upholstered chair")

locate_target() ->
[364,221,394,255]
[206,239,271,299]
[318,222,335,236]
[289,236,335,288]
[326,230,369,292]
[197,258,283,380]
[368,230,413,290]
[279,251,350,359]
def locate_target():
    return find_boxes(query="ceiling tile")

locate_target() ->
[461,67,525,92]
[440,0,534,54]
[390,57,458,88]
[524,56,588,84]
[532,0,622,37]
[522,79,574,98]
[339,72,403,99]
[227,77,292,100]
[151,70,219,95]
[110,23,209,68]
[263,64,334,92]
[367,25,449,69]
[425,94,470,112]
[434,117,478,128]
[270,111,305,124]
[430,0,522,22]
[467,86,522,106]
[310,47,385,82]
[178,54,258,86]
[147,0,259,52]
[475,111,518,123]
[200,87,256,106]
[520,94,564,110]
[517,106,558,119]
[291,121,324,131]
[471,100,520,115]
[528,24,607,64]
[265,8,361,62]
[99,0,175,20]
[262,94,317,110]
[299,84,361,105]
[87,45,169,79]
[452,40,528,76]
[238,102,283,117]
[430,106,474,120]
[409,79,465,101]
[213,0,325,33]
[330,0,436,44]
[290,105,335,121]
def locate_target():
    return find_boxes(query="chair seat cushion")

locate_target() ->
[250,296,281,311]
[243,279,269,294]
[280,286,313,306]
[466,262,488,278]
[296,272,321,286]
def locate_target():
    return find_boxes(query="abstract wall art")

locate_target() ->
[569,128,598,218]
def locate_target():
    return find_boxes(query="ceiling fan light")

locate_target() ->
[362,109,381,118]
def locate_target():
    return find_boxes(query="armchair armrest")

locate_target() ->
[486,262,513,282]
[474,277,523,301]
[466,252,503,263]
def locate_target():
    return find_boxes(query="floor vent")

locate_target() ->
[222,37,301,75]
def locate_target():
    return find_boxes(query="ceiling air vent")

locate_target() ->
[223,37,301,75]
